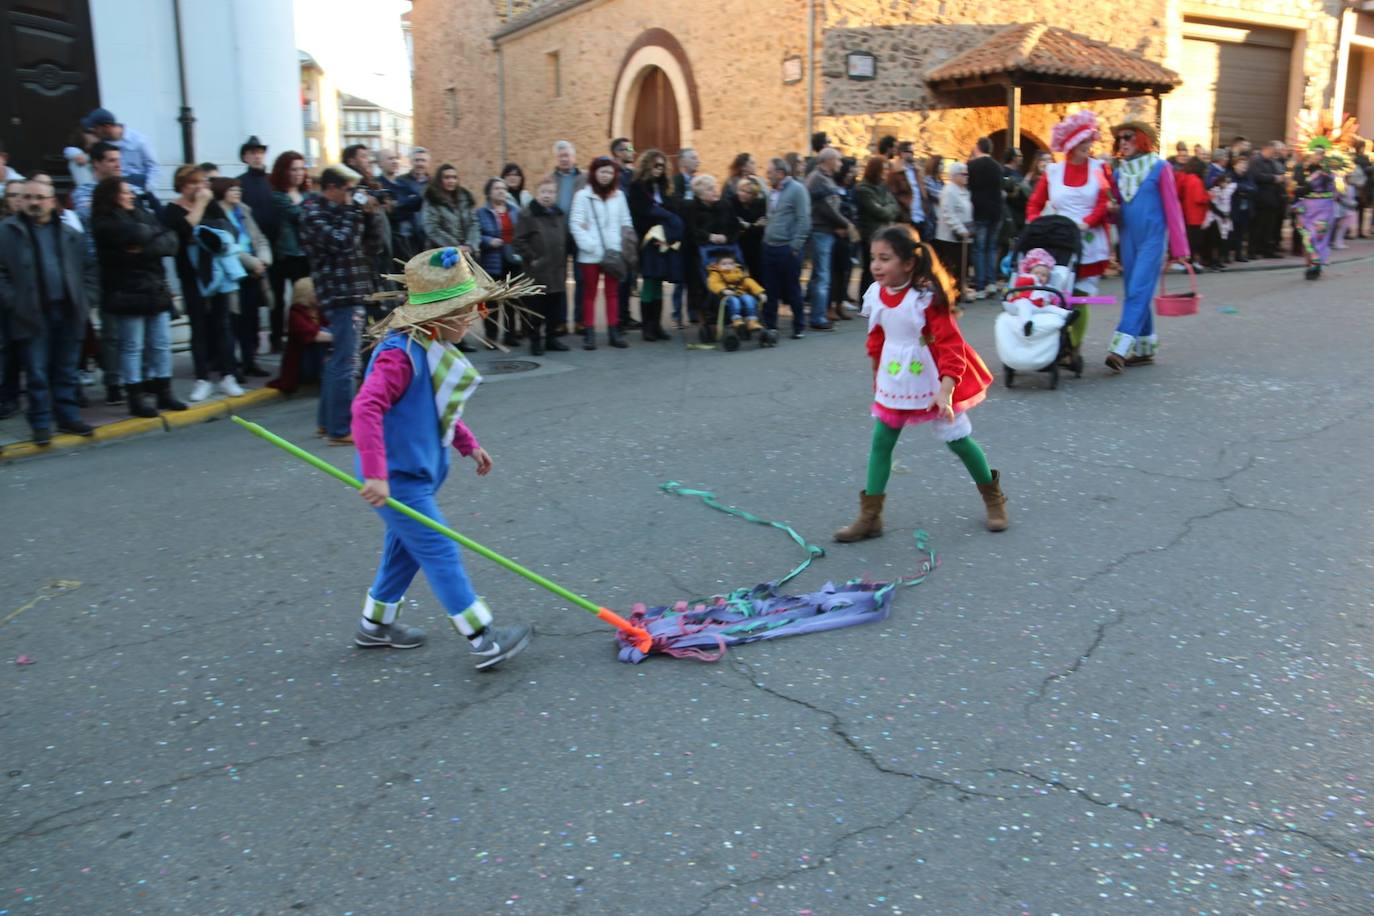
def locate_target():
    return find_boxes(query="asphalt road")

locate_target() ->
[3,256,1373,915]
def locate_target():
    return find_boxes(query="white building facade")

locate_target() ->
[88,0,300,195]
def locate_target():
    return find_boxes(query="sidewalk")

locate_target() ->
[0,331,285,460]
[1198,235,1373,273]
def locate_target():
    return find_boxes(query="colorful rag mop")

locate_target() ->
[616,483,937,663]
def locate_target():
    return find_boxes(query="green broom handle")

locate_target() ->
[232,416,608,619]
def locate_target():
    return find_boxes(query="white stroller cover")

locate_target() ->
[995,267,1074,372]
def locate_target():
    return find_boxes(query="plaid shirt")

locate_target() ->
[301,196,375,309]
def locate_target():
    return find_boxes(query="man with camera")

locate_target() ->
[301,164,388,445]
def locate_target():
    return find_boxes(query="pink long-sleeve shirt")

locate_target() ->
[351,348,480,480]
[1154,162,1192,261]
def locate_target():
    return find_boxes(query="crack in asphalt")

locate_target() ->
[727,657,1020,802]
[997,767,1373,864]
[1022,450,1293,715]
[696,657,1371,912]
[0,681,522,846]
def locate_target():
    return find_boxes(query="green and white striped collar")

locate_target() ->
[411,334,482,446]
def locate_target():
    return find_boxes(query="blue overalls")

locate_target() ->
[1112,157,1168,358]
[358,333,491,636]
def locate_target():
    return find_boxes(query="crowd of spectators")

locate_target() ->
[1,107,1370,448]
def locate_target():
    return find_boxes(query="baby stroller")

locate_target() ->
[995,215,1084,389]
[697,243,778,351]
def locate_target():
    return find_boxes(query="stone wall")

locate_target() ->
[814,0,1167,159]
[816,98,1152,162]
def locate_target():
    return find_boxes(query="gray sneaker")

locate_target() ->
[355,621,427,649]
[469,624,532,670]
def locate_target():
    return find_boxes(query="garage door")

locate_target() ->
[1170,18,1292,150]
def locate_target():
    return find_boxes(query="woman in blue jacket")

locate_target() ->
[476,177,522,344]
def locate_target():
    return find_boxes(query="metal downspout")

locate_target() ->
[806,0,815,150]
[172,0,196,163]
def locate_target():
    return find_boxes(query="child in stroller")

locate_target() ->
[995,216,1084,389]
[706,253,765,333]
[698,243,777,349]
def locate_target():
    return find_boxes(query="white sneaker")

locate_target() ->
[219,376,245,398]
[78,369,98,387]
[188,379,214,402]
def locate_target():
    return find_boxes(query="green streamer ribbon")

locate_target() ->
[659,482,936,609]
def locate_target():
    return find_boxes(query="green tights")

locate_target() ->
[864,419,993,495]
[1067,302,1089,351]
[641,277,663,304]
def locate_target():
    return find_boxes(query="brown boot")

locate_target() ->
[976,470,1009,531]
[834,490,885,542]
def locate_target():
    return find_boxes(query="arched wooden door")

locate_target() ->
[632,67,680,164]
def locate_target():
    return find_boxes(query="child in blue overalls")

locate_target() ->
[350,247,532,670]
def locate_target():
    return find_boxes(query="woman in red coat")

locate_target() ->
[1176,159,1211,270]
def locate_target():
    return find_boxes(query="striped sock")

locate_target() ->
[361,594,402,633]
[449,598,494,645]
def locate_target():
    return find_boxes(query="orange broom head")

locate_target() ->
[597,607,654,654]
[629,628,653,654]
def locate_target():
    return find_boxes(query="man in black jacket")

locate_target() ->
[1248,141,1287,258]
[610,137,641,329]
[670,149,703,326]
[237,135,282,349]
[0,180,100,444]
[237,136,276,241]
[966,136,1005,297]
[378,149,423,262]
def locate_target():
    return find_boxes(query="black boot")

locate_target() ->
[644,301,671,341]
[608,326,629,348]
[127,381,158,418]
[545,335,570,352]
[583,327,597,350]
[529,335,545,356]
[153,377,188,411]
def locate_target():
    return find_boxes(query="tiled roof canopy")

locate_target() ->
[926,23,1180,103]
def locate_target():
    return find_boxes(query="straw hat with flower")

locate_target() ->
[368,246,543,340]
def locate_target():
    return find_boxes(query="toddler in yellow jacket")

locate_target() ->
[705,255,766,331]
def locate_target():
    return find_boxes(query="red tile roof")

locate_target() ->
[926,23,1180,89]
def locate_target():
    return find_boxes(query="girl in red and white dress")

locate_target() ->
[1026,110,1112,359]
[835,225,1007,542]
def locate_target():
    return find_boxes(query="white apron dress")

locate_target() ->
[1045,161,1111,267]
[871,287,941,412]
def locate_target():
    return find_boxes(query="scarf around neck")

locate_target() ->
[1115,153,1160,204]
[414,334,482,448]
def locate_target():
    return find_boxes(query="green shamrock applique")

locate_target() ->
[908,360,925,376]
[887,361,902,377]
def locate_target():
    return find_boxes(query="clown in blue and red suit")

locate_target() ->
[1104,121,1191,374]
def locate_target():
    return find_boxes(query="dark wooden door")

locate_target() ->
[0,0,101,184]
[632,67,680,165]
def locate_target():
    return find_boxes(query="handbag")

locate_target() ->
[592,197,630,280]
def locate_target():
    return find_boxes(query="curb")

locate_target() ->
[0,387,281,462]
[1208,251,1373,274]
